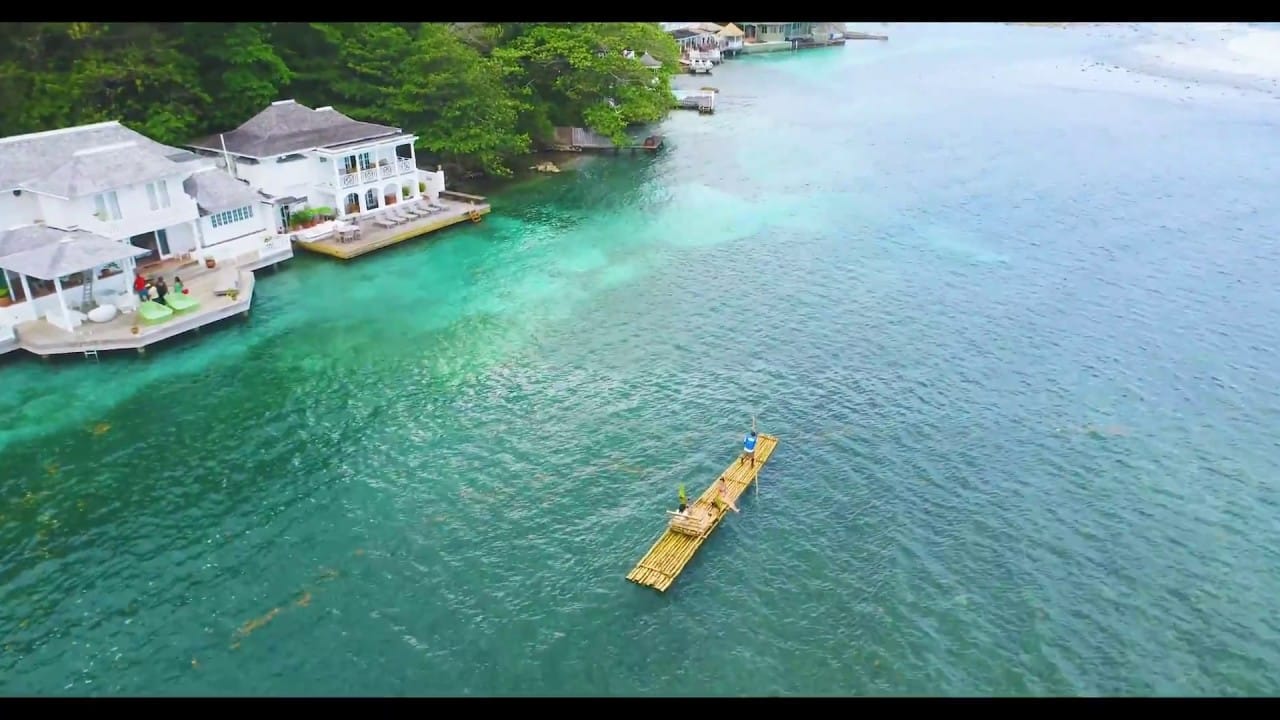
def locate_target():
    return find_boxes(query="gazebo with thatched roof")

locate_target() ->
[717,23,746,56]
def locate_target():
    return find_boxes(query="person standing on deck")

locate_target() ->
[677,484,688,513]
[154,277,169,306]
[133,272,149,303]
[741,430,758,467]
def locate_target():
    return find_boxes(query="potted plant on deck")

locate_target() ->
[418,181,426,193]
[291,208,315,230]
[313,206,334,222]
[0,287,10,308]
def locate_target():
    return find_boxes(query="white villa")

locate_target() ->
[668,25,723,63]
[186,100,445,231]
[0,121,288,351]
[663,22,749,61]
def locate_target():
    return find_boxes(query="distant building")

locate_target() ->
[737,22,815,53]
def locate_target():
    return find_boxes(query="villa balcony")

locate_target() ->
[338,159,417,189]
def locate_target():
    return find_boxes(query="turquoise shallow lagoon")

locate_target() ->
[2,23,1279,696]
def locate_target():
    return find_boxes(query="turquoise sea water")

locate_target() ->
[3,23,1280,696]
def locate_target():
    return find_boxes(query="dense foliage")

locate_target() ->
[0,22,680,176]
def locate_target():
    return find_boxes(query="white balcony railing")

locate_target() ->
[339,160,414,187]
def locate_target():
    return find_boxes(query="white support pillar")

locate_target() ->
[19,273,33,307]
[193,219,208,250]
[409,145,420,199]
[3,270,13,302]
[53,276,73,330]
[334,157,344,217]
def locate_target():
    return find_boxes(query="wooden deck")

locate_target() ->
[550,126,664,154]
[293,195,491,261]
[741,40,795,54]
[14,269,255,357]
[674,90,717,114]
[843,31,888,41]
[626,433,780,593]
[795,37,847,49]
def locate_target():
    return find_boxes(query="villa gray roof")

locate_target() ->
[0,224,68,258]
[0,226,149,280]
[188,100,407,159]
[669,28,707,40]
[0,121,205,197]
[638,52,663,68]
[183,168,259,215]
[23,142,181,199]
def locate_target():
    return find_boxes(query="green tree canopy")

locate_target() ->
[0,22,682,177]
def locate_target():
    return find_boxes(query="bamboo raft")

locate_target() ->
[626,433,779,592]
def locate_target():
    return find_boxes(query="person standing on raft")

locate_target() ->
[741,429,758,467]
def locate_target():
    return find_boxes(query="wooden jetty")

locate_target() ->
[674,88,718,114]
[550,126,664,154]
[795,36,847,49]
[13,268,256,358]
[293,192,490,261]
[626,432,780,593]
[843,31,889,41]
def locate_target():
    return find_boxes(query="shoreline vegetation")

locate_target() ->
[0,22,682,188]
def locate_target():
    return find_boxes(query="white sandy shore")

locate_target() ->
[1132,25,1280,84]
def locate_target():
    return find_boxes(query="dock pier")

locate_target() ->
[550,126,664,154]
[673,88,718,115]
[843,31,889,41]
[292,192,491,261]
[12,268,257,359]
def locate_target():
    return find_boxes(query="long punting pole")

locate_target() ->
[753,415,759,499]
